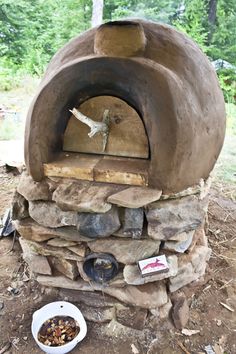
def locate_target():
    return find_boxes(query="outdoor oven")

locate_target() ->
[13,20,225,322]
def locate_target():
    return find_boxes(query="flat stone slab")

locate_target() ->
[68,245,87,258]
[123,255,178,285]
[53,181,124,213]
[88,238,160,264]
[77,206,120,238]
[146,195,208,240]
[14,218,92,243]
[28,201,77,228]
[107,187,162,208]
[47,238,77,248]
[27,240,84,262]
[37,275,168,309]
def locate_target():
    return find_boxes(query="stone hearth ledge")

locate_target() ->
[36,275,168,309]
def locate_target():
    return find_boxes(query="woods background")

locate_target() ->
[0,0,235,102]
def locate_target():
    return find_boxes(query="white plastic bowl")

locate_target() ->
[31,301,87,354]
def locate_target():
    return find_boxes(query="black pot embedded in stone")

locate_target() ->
[83,253,119,284]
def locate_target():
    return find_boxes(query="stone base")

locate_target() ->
[13,172,212,323]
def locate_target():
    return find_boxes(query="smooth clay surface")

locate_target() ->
[25,20,226,193]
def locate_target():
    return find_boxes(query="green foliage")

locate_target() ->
[173,0,209,51]
[0,0,235,100]
[217,69,236,103]
[104,0,182,23]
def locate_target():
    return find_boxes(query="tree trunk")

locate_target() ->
[207,0,217,42]
[91,0,104,27]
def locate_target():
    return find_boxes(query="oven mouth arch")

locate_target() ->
[63,94,150,160]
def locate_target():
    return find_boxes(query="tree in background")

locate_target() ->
[92,0,104,27]
[0,0,235,99]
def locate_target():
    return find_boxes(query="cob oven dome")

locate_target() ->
[25,20,225,193]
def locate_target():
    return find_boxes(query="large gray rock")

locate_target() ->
[89,238,160,264]
[169,245,211,292]
[28,201,77,228]
[37,275,168,309]
[17,172,52,201]
[53,181,123,213]
[11,191,29,220]
[146,195,208,240]
[77,206,120,238]
[123,255,178,285]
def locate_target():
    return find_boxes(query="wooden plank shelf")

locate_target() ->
[44,153,149,186]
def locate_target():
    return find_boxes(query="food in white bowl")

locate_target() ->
[31,301,87,354]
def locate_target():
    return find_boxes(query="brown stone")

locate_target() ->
[68,245,87,257]
[28,201,77,228]
[19,238,51,275]
[27,240,84,261]
[13,218,90,243]
[53,181,123,213]
[146,195,207,240]
[115,304,147,330]
[47,238,77,248]
[172,294,189,329]
[50,257,79,280]
[123,255,178,285]
[37,275,168,309]
[108,187,162,208]
[89,238,160,264]
[17,172,51,201]
[169,245,211,292]
[11,191,29,220]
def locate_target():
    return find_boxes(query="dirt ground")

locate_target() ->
[0,166,235,354]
